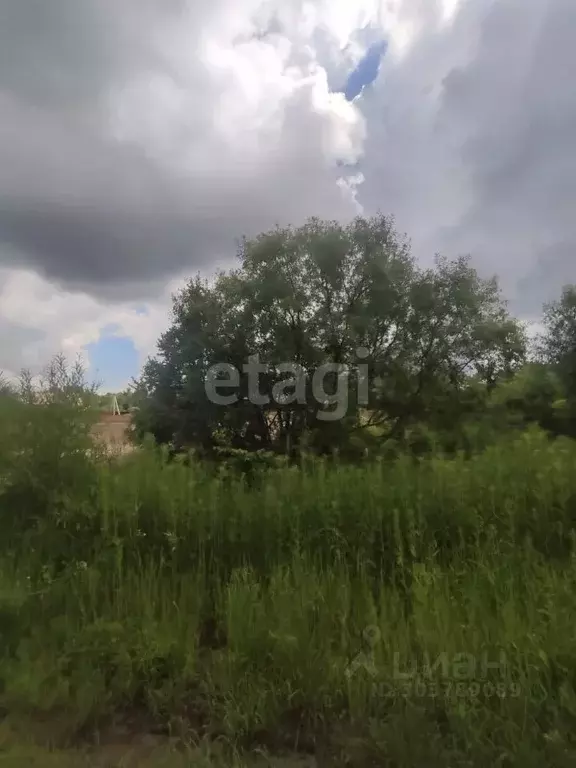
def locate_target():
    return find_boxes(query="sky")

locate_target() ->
[0,0,574,391]
[343,41,387,101]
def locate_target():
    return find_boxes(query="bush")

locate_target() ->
[2,379,576,764]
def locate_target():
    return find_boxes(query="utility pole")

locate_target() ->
[111,394,121,416]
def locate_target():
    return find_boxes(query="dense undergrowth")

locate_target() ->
[1,400,576,765]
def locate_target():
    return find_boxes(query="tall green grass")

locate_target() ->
[1,400,576,765]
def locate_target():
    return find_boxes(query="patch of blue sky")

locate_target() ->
[85,334,138,392]
[342,40,387,101]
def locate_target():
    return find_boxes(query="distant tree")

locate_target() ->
[133,215,525,458]
[0,355,100,547]
[119,387,136,412]
[12,354,98,408]
[540,286,576,391]
[489,362,566,434]
[0,372,16,400]
[538,285,576,435]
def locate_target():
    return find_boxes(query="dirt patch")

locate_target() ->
[91,414,133,454]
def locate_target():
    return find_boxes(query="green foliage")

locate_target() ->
[539,285,576,436]
[133,215,525,459]
[2,383,576,763]
[0,355,101,556]
[5,245,576,764]
[540,285,576,375]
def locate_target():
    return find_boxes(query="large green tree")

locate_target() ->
[133,215,525,458]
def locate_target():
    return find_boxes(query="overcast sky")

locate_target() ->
[0,0,574,389]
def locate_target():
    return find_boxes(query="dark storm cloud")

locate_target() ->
[358,0,576,316]
[0,95,215,289]
[439,0,576,312]
[0,94,215,291]
[0,94,355,298]
[0,0,358,299]
[0,0,198,295]
[0,0,143,109]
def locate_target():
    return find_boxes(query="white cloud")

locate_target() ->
[355,0,576,319]
[1,0,574,387]
[0,266,182,383]
[0,0,374,383]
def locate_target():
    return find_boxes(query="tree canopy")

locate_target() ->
[541,286,576,393]
[536,285,576,436]
[133,214,527,459]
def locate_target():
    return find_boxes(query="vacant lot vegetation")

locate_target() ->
[2,217,576,764]
[1,397,576,766]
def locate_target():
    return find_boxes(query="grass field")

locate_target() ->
[1,410,576,765]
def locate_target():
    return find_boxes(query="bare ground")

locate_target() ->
[90,413,134,455]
